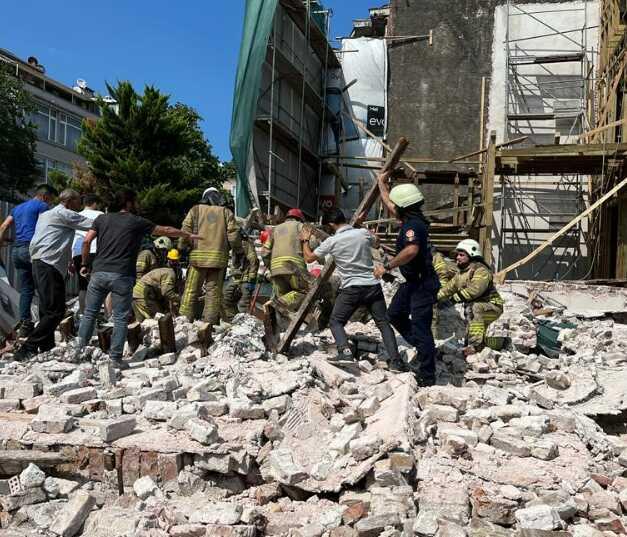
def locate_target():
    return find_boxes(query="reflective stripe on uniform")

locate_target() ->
[270,255,306,272]
[180,265,203,319]
[189,250,228,267]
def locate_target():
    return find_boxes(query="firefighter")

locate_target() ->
[222,223,260,322]
[178,187,241,325]
[437,239,504,356]
[431,245,459,338]
[375,172,440,386]
[136,236,172,279]
[261,208,310,312]
[132,249,181,321]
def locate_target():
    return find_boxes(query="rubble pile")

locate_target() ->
[1,282,627,536]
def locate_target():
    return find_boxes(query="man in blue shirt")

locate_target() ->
[0,185,57,336]
[374,171,440,386]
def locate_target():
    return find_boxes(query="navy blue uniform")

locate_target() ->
[387,215,440,384]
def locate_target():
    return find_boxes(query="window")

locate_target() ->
[30,102,83,151]
[31,105,49,140]
[36,156,74,182]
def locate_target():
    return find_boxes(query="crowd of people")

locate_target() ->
[0,172,505,386]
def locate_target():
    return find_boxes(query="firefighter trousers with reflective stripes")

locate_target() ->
[271,273,309,312]
[221,279,243,323]
[180,266,225,324]
[465,301,503,348]
[133,296,167,322]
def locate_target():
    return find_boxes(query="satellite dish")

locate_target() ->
[76,79,87,89]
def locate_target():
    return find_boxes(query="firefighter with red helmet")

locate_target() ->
[260,208,310,312]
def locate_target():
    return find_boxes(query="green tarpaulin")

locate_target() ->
[229,0,278,217]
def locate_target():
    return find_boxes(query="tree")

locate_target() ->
[78,81,222,225]
[0,63,38,194]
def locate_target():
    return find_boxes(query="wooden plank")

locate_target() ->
[616,194,627,277]
[126,322,142,354]
[158,314,176,354]
[449,136,528,163]
[275,138,410,355]
[197,322,213,357]
[495,175,627,283]
[577,118,627,142]
[97,327,112,353]
[479,132,497,265]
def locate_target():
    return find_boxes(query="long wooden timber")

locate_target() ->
[274,138,410,355]
[496,142,627,176]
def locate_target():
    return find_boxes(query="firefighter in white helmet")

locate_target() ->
[374,172,440,386]
[437,238,504,356]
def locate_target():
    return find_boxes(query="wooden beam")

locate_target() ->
[479,132,497,264]
[577,118,627,142]
[158,314,176,354]
[449,136,528,163]
[617,194,627,278]
[275,138,410,355]
[495,175,627,283]
[126,322,142,354]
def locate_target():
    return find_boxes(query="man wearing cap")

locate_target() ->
[437,239,504,356]
[261,208,310,312]
[374,172,440,386]
[133,249,182,321]
[178,187,241,325]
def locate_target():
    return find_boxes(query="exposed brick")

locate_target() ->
[121,448,140,485]
[89,448,105,482]
[158,453,182,483]
[140,451,159,479]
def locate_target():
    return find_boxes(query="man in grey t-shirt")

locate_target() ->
[301,209,401,367]
[14,189,92,359]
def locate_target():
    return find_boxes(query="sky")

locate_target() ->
[2,1,373,162]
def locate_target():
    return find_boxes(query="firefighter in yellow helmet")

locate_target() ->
[178,188,241,325]
[261,208,310,312]
[437,239,504,355]
[133,249,181,321]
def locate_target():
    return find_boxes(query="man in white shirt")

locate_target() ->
[72,194,103,312]
[300,208,401,367]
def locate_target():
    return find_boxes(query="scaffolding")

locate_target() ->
[587,0,627,278]
[499,0,593,280]
[252,0,336,220]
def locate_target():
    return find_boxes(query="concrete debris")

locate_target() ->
[49,490,96,537]
[1,284,627,535]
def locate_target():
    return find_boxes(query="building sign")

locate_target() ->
[367,105,385,137]
[319,195,336,211]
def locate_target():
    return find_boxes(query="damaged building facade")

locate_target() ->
[232,0,612,281]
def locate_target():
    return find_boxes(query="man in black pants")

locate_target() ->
[374,172,440,386]
[300,209,402,368]
[13,190,93,359]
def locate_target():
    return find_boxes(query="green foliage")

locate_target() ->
[0,63,38,193]
[47,165,99,200]
[78,81,222,225]
[47,169,72,193]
